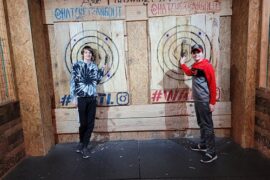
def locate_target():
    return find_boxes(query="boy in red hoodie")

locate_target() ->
[180,44,218,163]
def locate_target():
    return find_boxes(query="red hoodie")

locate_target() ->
[181,59,216,105]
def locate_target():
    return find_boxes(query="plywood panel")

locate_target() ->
[126,5,147,21]
[127,21,149,104]
[96,21,111,69]
[53,21,128,107]
[218,0,232,16]
[69,22,83,62]
[149,14,220,95]
[54,23,71,108]
[149,17,165,90]
[105,21,128,92]
[82,21,128,93]
[176,16,192,87]
[162,16,178,89]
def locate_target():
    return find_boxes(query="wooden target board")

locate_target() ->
[53,21,128,107]
[149,14,220,103]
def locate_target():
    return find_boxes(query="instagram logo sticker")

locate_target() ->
[116,92,129,105]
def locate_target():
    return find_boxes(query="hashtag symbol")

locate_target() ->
[151,90,162,102]
[60,95,72,106]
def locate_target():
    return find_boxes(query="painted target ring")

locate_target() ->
[65,30,119,84]
[157,25,213,81]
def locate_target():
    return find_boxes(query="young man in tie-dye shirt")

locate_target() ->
[70,46,105,159]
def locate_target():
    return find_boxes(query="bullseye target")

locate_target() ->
[157,25,213,81]
[65,30,119,84]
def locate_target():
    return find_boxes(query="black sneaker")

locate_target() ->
[76,143,83,153]
[200,153,218,163]
[190,144,207,152]
[81,148,90,159]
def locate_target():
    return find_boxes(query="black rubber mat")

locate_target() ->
[3,138,270,180]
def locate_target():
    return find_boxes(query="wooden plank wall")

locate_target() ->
[254,0,270,158]
[0,102,25,177]
[255,88,270,158]
[0,0,24,176]
[43,0,232,141]
[55,102,231,133]
[0,0,16,105]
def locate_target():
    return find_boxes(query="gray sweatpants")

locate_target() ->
[194,101,216,154]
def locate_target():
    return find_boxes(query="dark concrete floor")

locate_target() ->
[3,138,270,180]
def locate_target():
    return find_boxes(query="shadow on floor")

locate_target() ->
[3,138,270,180]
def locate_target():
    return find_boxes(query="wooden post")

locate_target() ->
[258,0,270,87]
[231,0,260,148]
[5,0,55,155]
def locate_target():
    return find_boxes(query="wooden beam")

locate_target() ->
[55,102,231,119]
[258,0,270,87]
[5,0,55,155]
[56,115,231,133]
[56,128,231,143]
[54,102,231,133]
[231,0,260,148]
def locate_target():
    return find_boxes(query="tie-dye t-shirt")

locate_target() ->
[70,60,104,100]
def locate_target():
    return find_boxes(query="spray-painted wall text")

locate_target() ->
[151,88,221,103]
[60,92,129,106]
[54,5,124,21]
[148,0,221,17]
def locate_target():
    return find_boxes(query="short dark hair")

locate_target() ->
[81,46,95,61]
